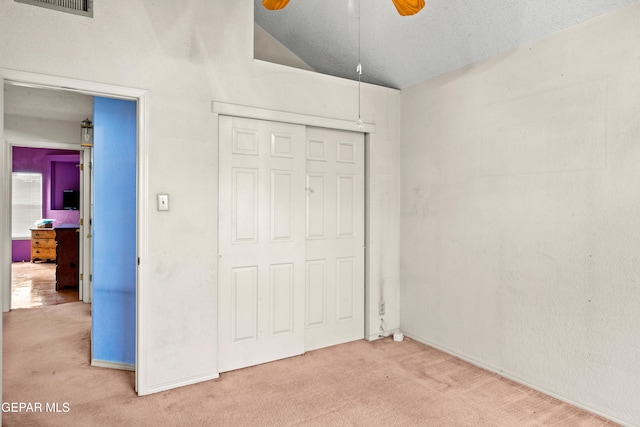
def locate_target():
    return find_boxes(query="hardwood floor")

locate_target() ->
[11,261,79,309]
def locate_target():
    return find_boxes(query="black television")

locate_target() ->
[63,190,80,210]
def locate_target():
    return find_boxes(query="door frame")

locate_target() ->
[212,101,376,350]
[0,68,150,395]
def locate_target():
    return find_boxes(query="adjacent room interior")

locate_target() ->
[5,84,90,310]
[11,146,81,309]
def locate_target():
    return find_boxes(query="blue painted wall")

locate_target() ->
[92,97,137,366]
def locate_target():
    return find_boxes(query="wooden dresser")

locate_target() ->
[30,228,57,263]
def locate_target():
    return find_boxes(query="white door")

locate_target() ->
[218,116,307,372]
[304,127,365,351]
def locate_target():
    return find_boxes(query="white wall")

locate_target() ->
[4,114,78,144]
[0,0,401,395]
[400,4,640,425]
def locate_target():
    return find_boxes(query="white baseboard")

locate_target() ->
[366,328,399,341]
[402,331,632,427]
[138,371,220,396]
[91,359,135,371]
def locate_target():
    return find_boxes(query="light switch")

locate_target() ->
[158,194,169,211]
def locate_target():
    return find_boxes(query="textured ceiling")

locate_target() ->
[255,0,640,89]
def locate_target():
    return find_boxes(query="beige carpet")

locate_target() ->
[3,302,617,426]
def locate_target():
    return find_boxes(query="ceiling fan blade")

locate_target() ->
[391,0,425,16]
[262,0,290,10]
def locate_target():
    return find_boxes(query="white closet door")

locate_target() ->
[218,116,306,372]
[304,127,365,351]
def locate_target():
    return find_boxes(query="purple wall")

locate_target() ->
[11,147,81,262]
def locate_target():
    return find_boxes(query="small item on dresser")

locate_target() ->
[34,219,54,229]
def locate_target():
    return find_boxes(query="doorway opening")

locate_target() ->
[4,83,93,310]
[11,146,84,309]
[1,69,149,395]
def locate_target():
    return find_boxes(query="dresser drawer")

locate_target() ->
[31,228,56,262]
[31,247,57,261]
[31,229,56,239]
[32,238,57,249]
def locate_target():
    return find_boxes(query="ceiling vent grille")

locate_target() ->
[15,0,92,17]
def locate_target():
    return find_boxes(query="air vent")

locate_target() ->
[15,0,92,17]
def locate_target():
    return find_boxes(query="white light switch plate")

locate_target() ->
[158,194,169,211]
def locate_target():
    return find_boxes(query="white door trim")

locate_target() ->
[212,101,376,134]
[0,68,150,396]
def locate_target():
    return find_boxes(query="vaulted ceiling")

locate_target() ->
[254,0,640,89]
